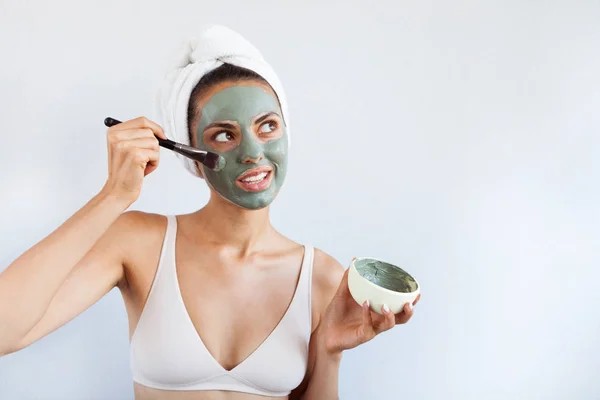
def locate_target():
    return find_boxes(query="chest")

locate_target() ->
[123,217,315,395]
[176,247,305,370]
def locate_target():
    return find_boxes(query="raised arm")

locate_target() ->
[0,117,164,355]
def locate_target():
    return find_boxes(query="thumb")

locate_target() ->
[336,266,350,296]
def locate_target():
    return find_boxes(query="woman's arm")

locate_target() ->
[291,251,344,399]
[297,325,343,399]
[292,252,420,399]
[0,193,128,355]
[0,116,164,356]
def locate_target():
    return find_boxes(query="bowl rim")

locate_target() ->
[350,256,420,296]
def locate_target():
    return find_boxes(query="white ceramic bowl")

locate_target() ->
[348,257,420,315]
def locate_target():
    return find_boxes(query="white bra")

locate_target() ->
[129,215,314,396]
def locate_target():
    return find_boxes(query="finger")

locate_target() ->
[413,293,421,306]
[108,128,157,143]
[125,148,159,171]
[114,137,160,152]
[341,266,350,284]
[381,304,396,332]
[374,304,396,333]
[336,267,350,296]
[114,137,159,153]
[360,301,375,340]
[144,149,160,176]
[110,117,166,139]
[395,301,415,325]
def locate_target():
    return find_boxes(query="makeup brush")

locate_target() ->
[103,117,226,171]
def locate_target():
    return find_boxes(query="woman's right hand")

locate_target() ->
[101,116,166,206]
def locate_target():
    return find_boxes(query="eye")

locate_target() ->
[212,131,235,142]
[259,121,278,134]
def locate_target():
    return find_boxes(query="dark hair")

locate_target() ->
[186,63,269,145]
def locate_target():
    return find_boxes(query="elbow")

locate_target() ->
[0,339,26,357]
[0,344,17,357]
[0,315,33,357]
[0,340,22,357]
[0,333,25,357]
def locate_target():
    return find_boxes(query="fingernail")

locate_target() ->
[365,300,370,308]
[407,302,414,311]
[383,304,390,314]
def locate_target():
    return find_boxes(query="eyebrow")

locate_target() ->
[203,122,237,132]
[254,112,280,125]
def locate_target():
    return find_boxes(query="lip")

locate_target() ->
[237,166,273,181]
[236,166,274,192]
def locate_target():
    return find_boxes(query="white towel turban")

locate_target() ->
[155,25,290,177]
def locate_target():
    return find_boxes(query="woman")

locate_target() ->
[0,26,420,399]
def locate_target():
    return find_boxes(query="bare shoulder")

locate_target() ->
[313,248,345,293]
[109,210,167,251]
[311,248,346,325]
[114,210,166,233]
[109,211,168,278]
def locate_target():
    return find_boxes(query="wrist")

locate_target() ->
[315,323,343,363]
[323,346,343,364]
[96,188,133,212]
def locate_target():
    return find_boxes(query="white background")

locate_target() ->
[1,0,599,399]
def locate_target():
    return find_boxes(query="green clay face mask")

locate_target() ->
[355,258,419,293]
[194,85,288,210]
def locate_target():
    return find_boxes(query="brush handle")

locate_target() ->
[102,117,225,171]
[103,117,176,150]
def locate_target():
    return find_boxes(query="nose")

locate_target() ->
[239,132,264,164]
[242,154,264,164]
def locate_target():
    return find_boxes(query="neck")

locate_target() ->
[191,192,274,255]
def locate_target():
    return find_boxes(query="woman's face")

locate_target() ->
[191,80,288,210]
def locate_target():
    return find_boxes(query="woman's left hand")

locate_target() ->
[318,261,421,356]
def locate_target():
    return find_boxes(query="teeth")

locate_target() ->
[242,172,268,183]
